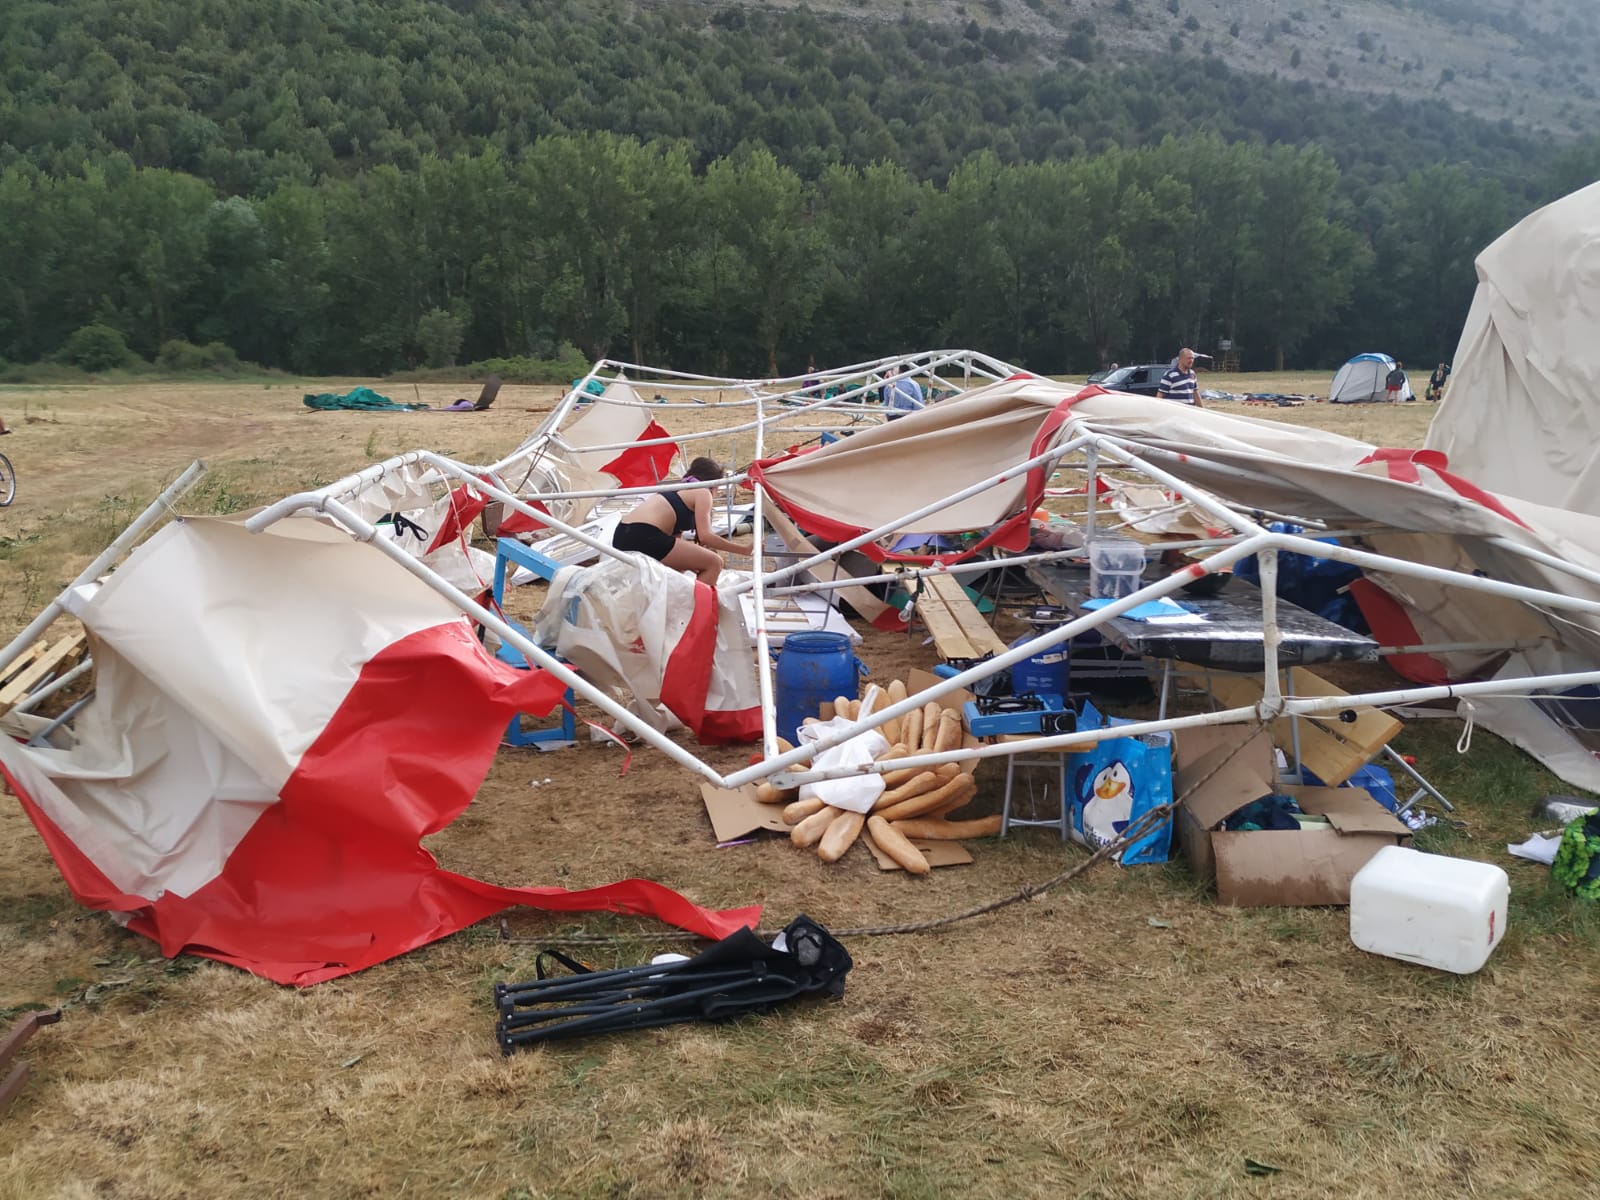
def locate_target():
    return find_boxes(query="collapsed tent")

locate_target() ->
[748,376,1600,789]
[0,515,757,985]
[1425,180,1600,517]
[493,378,679,536]
[1329,353,1412,403]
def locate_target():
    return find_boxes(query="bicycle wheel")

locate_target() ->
[0,452,13,507]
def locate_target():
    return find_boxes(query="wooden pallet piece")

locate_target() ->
[1207,672,1372,787]
[0,632,87,714]
[0,642,45,691]
[1285,666,1403,754]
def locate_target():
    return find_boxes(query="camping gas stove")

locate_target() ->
[962,692,1077,737]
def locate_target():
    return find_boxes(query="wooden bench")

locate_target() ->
[918,573,1009,663]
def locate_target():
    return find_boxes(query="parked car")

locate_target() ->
[1092,363,1172,396]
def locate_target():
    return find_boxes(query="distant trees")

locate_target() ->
[0,131,1544,377]
[0,0,1577,377]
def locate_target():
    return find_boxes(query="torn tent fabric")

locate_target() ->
[499,381,681,536]
[0,516,757,986]
[752,375,1600,791]
[536,554,763,744]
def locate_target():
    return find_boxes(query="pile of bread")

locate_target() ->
[756,679,999,874]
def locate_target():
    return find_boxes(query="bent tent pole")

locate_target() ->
[0,460,208,679]
[721,530,1274,790]
[245,494,730,788]
[758,547,1116,600]
[1483,533,1600,594]
[748,394,781,761]
[728,432,1101,597]
[755,659,1600,789]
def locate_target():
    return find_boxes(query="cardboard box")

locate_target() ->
[1172,728,1411,907]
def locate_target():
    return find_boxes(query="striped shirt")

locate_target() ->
[1158,367,1197,405]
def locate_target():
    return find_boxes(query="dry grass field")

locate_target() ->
[1,374,1596,1200]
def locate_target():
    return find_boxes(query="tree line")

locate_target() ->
[0,132,1534,378]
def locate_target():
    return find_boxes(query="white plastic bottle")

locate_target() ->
[1349,845,1509,974]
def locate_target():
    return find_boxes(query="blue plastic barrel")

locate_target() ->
[775,632,863,743]
[1010,633,1068,699]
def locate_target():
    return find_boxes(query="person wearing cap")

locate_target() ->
[1158,348,1202,408]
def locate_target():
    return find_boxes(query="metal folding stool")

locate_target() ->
[1000,739,1072,840]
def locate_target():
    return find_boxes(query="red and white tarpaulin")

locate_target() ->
[536,553,763,744]
[0,516,757,985]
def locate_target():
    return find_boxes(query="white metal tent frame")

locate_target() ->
[7,351,1600,801]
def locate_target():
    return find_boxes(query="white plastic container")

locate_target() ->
[1088,536,1144,600]
[1349,845,1508,974]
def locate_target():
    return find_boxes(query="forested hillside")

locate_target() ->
[1,0,1594,377]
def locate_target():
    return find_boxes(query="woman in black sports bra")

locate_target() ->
[612,456,753,586]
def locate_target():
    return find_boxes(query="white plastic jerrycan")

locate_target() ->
[1349,845,1508,974]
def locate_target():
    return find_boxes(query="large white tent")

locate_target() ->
[1426,180,1600,517]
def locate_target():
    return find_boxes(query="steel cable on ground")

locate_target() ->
[499,721,1270,947]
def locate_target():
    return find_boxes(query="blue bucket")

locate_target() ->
[1010,633,1068,699]
[775,632,866,743]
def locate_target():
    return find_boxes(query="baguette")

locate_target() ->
[901,708,924,755]
[832,695,853,722]
[888,815,1003,840]
[919,702,943,752]
[755,781,797,804]
[873,770,940,810]
[886,679,908,705]
[876,773,976,822]
[867,815,930,875]
[881,711,903,748]
[881,760,959,789]
[818,810,866,862]
[875,742,908,762]
[782,795,826,825]
[791,804,841,847]
[933,709,962,755]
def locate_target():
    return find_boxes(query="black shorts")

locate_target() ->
[614,521,676,562]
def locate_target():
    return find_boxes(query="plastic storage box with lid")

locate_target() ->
[1088,536,1145,600]
[1349,845,1508,974]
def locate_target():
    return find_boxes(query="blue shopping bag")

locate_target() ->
[1069,734,1174,866]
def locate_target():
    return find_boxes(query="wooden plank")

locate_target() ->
[763,504,899,627]
[0,633,86,712]
[0,643,43,691]
[1207,673,1369,787]
[917,591,978,660]
[924,574,1009,657]
[1288,666,1403,755]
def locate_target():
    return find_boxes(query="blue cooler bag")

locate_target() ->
[1069,734,1174,866]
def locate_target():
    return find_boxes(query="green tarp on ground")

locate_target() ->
[303,386,421,412]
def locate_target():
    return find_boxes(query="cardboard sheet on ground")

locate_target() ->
[863,831,974,871]
[699,783,790,843]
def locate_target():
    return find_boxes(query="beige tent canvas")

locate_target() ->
[1426,180,1600,516]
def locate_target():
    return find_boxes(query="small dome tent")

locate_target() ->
[1329,353,1412,403]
